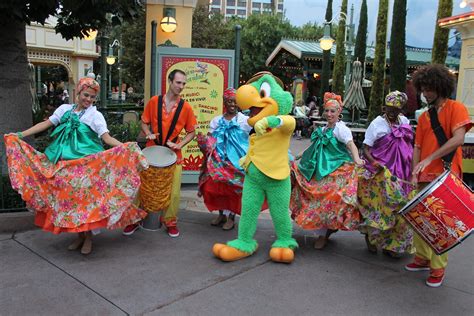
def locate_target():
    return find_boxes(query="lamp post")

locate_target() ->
[106,39,123,107]
[319,7,355,94]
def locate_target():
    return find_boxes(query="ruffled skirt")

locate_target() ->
[290,161,361,230]
[4,134,148,234]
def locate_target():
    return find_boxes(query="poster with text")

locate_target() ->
[161,56,231,172]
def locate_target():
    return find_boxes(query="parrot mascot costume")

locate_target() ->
[212,72,298,263]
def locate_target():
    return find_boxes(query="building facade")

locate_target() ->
[209,0,283,18]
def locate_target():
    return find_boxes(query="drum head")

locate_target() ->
[142,145,177,167]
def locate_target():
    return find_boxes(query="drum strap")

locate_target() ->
[156,95,185,147]
[428,107,455,167]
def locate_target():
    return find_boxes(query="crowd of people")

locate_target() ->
[4,64,471,289]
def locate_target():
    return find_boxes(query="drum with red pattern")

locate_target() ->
[399,170,474,254]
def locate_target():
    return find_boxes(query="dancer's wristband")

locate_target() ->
[17,132,24,139]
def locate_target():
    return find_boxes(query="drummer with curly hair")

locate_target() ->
[406,64,472,287]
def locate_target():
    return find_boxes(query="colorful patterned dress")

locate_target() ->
[4,105,147,234]
[197,113,251,214]
[358,115,414,254]
[290,121,360,230]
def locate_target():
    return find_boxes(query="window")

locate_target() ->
[237,9,246,16]
[226,8,235,15]
[237,1,247,8]
[227,0,236,6]
[211,0,221,4]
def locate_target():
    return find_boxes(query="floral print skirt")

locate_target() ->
[4,134,148,234]
[290,161,361,231]
[357,167,414,254]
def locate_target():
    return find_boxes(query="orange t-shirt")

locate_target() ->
[142,95,197,163]
[415,99,471,182]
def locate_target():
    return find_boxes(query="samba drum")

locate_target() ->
[398,170,474,254]
[140,146,176,230]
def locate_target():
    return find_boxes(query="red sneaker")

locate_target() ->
[426,275,444,288]
[405,262,430,272]
[167,225,180,238]
[122,223,140,236]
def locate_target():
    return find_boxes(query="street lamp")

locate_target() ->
[161,7,177,33]
[459,0,474,9]
[106,39,124,105]
[319,6,355,94]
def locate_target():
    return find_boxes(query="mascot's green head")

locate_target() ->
[236,72,293,126]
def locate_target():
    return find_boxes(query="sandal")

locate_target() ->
[80,233,92,255]
[211,212,226,226]
[365,235,378,254]
[68,233,85,251]
[222,214,235,231]
[314,236,328,249]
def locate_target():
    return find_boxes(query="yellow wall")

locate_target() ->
[144,3,195,103]
[443,19,474,117]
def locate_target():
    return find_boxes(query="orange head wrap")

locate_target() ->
[323,92,343,109]
[76,77,100,94]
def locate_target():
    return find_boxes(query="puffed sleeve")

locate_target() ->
[48,104,72,125]
[90,111,109,137]
[363,120,378,146]
[334,122,353,144]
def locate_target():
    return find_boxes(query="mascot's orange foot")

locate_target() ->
[212,243,253,262]
[269,247,294,263]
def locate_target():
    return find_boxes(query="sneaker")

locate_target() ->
[426,275,444,288]
[122,223,140,236]
[405,262,430,272]
[167,225,180,238]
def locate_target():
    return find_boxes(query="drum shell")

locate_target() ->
[399,170,474,254]
[139,163,176,212]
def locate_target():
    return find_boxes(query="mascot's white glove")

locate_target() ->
[254,116,281,136]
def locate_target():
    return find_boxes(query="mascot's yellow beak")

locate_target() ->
[236,84,278,126]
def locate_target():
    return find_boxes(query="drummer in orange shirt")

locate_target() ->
[123,69,197,237]
[406,64,471,288]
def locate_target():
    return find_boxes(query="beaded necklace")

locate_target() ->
[383,113,400,128]
[72,104,86,119]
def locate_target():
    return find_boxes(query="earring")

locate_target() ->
[338,114,343,120]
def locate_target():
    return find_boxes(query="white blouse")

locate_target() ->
[363,115,410,147]
[49,104,109,137]
[209,112,252,133]
[323,121,353,145]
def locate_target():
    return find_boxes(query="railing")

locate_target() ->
[0,104,145,213]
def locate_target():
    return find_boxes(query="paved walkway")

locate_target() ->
[1,137,473,315]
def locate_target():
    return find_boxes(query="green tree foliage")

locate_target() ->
[353,0,367,64]
[239,14,296,80]
[118,8,146,93]
[331,0,348,96]
[191,6,323,83]
[368,0,389,122]
[320,0,333,99]
[389,0,407,92]
[297,22,324,41]
[192,5,229,49]
[432,0,453,64]
[0,0,141,162]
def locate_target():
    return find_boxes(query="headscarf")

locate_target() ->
[385,90,407,109]
[223,87,236,100]
[323,92,343,109]
[76,77,100,94]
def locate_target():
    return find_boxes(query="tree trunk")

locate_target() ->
[332,0,348,96]
[432,0,453,65]
[0,18,32,174]
[389,0,407,92]
[368,0,389,122]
